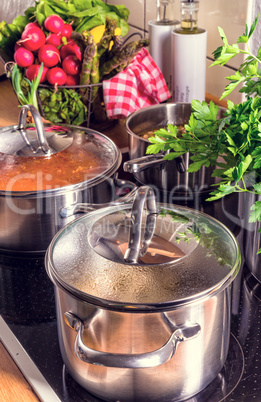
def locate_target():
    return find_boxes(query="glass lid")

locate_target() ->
[0,104,120,192]
[47,187,241,307]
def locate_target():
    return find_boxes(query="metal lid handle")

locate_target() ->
[18,104,51,155]
[124,186,158,264]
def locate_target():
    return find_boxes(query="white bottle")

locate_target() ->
[148,0,180,91]
[171,0,207,102]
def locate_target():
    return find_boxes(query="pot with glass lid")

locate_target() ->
[45,185,241,401]
[0,104,134,253]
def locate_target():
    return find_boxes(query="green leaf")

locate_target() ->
[146,143,165,154]
[207,184,235,201]
[237,35,249,44]
[220,79,244,99]
[212,45,223,60]
[226,71,243,81]
[154,126,178,138]
[217,26,229,46]
[241,154,252,174]
[191,100,218,120]
[164,152,186,161]
[248,15,259,39]
[249,63,258,75]
[249,201,261,222]
[225,133,237,148]
[70,6,103,18]
[207,192,228,201]
[167,124,179,136]
[187,159,207,172]
[241,121,248,130]
[253,183,261,194]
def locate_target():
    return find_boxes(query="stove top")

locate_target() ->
[0,248,261,402]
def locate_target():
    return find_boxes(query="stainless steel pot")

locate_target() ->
[124,102,223,194]
[45,186,241,401]
[123,102,242,236]
[0,105,134,253]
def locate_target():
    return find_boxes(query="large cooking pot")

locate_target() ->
[45,186,241,401]
[124,102,224,195]
[0,105,134,253]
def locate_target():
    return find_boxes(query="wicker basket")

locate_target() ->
[3,59,107,128]
[37,81,106,128]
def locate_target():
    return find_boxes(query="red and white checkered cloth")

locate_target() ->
[102,47,171,119]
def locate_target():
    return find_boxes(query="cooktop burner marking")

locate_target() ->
[219,333,245,402]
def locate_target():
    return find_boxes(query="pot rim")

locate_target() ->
[125,102,192,143]
[0,125,122,198]
[125,102,227,143]
[45,203,241,313]
[46,262,239,313]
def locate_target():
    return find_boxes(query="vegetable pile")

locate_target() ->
[146,15,261,241]
[0,0,149,125]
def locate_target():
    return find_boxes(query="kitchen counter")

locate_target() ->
[0,341,39,401]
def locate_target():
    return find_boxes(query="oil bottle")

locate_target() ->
[148,0,180,91]
[171,0,207,102]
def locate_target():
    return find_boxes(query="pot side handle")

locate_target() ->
[123,154,167,173]
[64,312,201,369]
[123,154,186,174]
[59,178,137,218]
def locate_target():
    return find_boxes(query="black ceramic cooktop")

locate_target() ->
[0,249,261,402]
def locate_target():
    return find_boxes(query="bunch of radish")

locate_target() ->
[14,14,82,86]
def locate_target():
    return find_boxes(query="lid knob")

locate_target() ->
[18,104,52,156]
[124,186,158,263]
[0,104,73,157]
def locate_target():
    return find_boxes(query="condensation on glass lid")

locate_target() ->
[88,209,200,265]
[50,205,240,305]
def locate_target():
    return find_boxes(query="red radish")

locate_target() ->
[62,55,81,75]
[46,33,62,47]
[44,15,64,34]
[24,22,41,31]
[61,23,73,38]
[14,41,23,52]
[26,64,49,83]
[65,74,79,86]
[47,67,67,86]
[38,44,60,67]
[21,26,46,51]
[14,47,34,67]
[60,42,81,60]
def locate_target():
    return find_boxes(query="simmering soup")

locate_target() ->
[0,142,107,192]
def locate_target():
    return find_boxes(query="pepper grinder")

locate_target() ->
[148,0,180,91]
[171,0,207,102]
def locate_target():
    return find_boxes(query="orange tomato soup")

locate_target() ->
[0,143,107,192]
